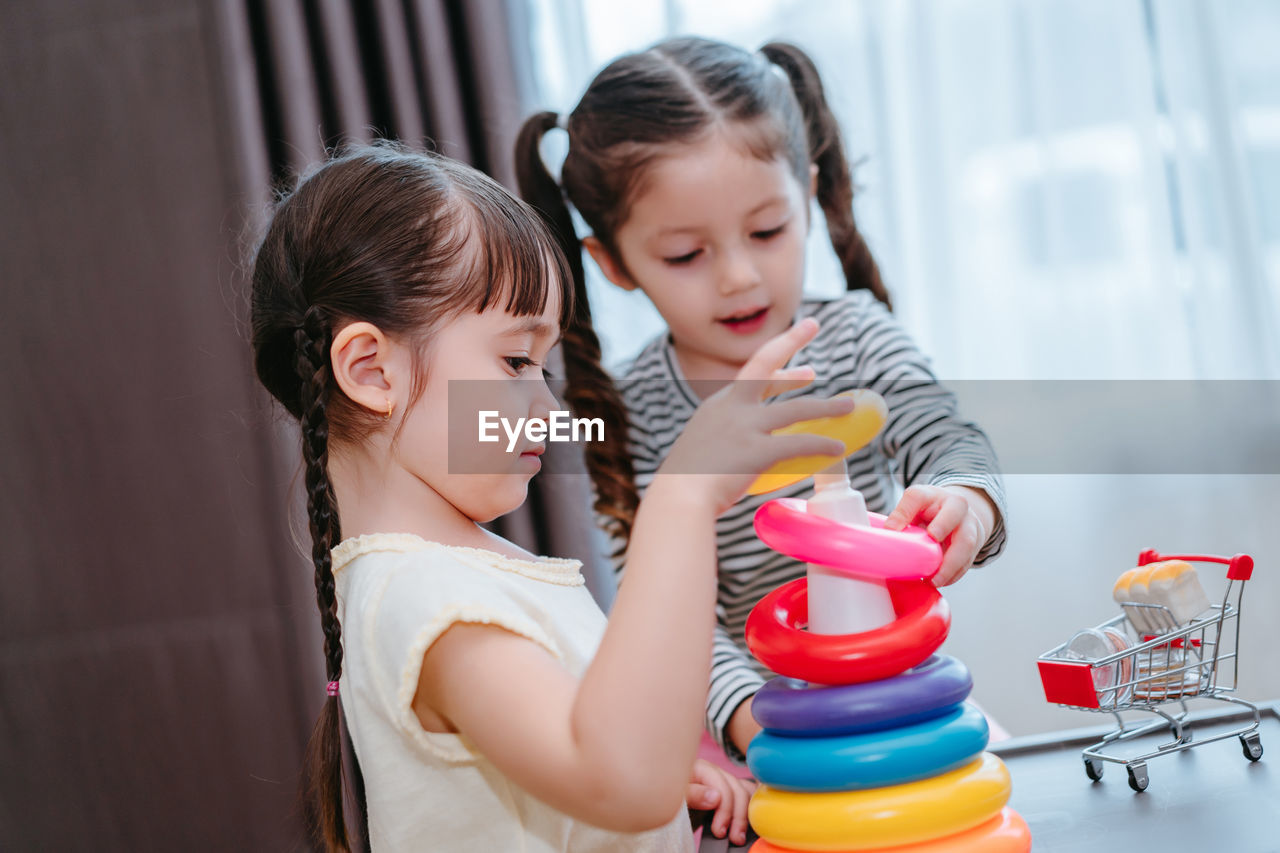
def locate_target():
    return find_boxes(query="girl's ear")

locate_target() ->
[331,322,399,417]
[809,162,819,199]
[583,235,638,292]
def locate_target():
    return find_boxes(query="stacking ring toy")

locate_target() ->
[749,807,1031,853]
[749,752,1011,851]
[754,500,943,582]
[748,390,888,495]
[752,655,972,737]
[745,578,950,685]
[747,703,989,792]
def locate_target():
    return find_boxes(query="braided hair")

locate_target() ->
[515,36,887,552]
[250,143,570,851]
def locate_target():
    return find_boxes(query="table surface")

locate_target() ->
[696,700,1278,853]
[993,700,1277,852]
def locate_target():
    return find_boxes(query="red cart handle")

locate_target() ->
[1137,549,1254,581]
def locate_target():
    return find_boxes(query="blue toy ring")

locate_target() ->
[747,703,989,792]
[752,654,972,737]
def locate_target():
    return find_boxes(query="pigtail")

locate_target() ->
[294,305,351,853]
[760,42,892,309]
[516,113,585,294]
[515,114,639,551]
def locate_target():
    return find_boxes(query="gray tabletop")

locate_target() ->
[992,701,1278,852]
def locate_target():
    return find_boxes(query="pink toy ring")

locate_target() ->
[746,578,951,686]
[754,499,943,582]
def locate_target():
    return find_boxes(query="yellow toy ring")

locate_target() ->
[749,752,1011,851]
[749,806,1030,853]
[748,389,888,496]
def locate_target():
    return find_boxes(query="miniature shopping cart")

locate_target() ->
[1037,550,1263,792]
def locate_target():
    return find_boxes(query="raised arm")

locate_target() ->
[847,298,1009,565]
[415,319,854,831]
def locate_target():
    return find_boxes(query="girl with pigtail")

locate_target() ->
[516,36,1009,769]
[250,143,855,851]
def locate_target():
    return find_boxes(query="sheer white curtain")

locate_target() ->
[525,0,1280,380]
[520,0,1280,735]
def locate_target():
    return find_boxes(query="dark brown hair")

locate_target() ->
[250,143,571,851]
[515,36,888,550]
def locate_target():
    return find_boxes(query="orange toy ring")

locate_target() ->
[749,806,1031,853]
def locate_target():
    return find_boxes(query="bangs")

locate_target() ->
[445,163,574,333]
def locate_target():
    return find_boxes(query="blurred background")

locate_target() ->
[2,0,1277,848]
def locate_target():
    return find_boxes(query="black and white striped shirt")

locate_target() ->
[606,292,1008,760]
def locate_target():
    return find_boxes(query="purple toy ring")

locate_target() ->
[752,654,973,737]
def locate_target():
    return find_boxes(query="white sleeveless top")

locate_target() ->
[332,533,694,852]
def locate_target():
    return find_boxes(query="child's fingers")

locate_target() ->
[733,317,820,385]
[686,782,721,810]
[934,516,982,587]
[934,531,967,585]
[924,494,968,542]
[934,550,973,587]
[728,776,753,845]
[759,393,856,433]
[689,760,735,831]
[883,485,937,531]
[756,365,817,399]
[761,434,847,468]
[709,778,736,838]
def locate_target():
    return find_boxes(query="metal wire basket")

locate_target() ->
[1037,550,1262,791]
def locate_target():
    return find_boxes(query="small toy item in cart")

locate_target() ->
[1112,559,1212,631]
[1038,550,1263,792]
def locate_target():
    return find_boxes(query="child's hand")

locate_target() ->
[686,758,757,845]
[658,318,856,514]
[883,484,997,586]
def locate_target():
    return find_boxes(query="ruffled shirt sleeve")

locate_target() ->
[349,544,565,762]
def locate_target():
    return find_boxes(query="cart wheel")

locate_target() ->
[1127,762,1149,792]
[1084,757,1104,781]
[1240,733,1263,762]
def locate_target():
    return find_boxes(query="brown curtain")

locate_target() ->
[0,0,603,849]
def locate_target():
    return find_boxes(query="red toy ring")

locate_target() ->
[754,499,943,582]
[745,578,951,686]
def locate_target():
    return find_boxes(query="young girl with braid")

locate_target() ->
[516,37,1009,766]
[249,144,855,850]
